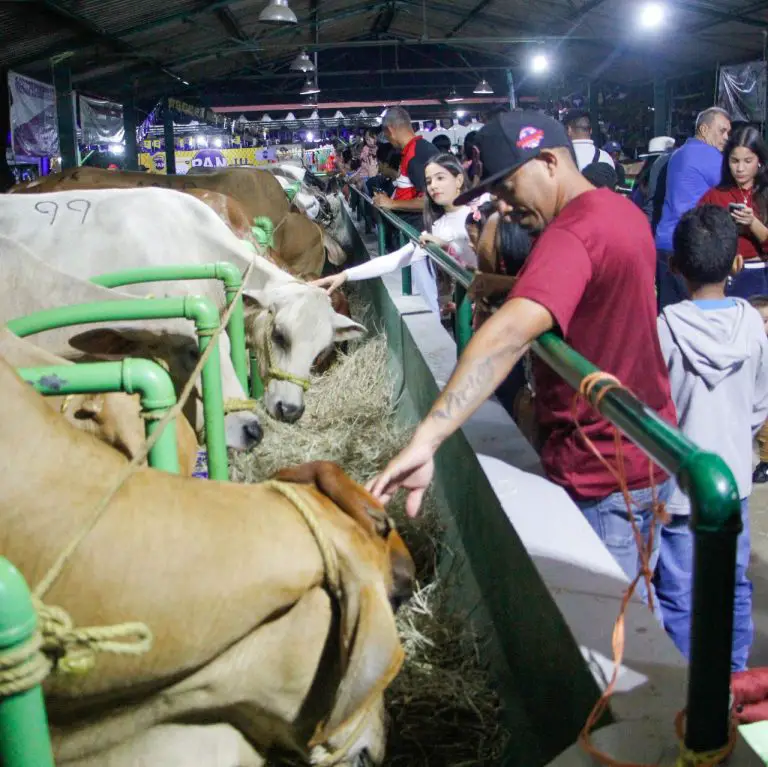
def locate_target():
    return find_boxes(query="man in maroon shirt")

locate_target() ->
[368,112,678,607]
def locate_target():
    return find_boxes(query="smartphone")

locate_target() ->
[729,202,748,212]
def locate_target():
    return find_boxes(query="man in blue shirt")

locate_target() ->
[655,107,731,311]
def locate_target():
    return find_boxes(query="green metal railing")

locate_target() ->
[90,262,253,394]
[19,359,181,475]
[351,186,740,757]
[0,558,54,767]
[6,297,229,481]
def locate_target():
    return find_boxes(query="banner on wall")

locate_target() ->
[139,145,298,174]
[80,95,124,145]
[718,61,768,123]
[8,71,59,157]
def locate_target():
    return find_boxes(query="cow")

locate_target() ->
[0,235,263,449]
[0,190,366,423]
[0,327,198,475]
[11,166,330,278]
[0,354,415,766]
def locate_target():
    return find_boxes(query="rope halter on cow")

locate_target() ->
[256,311,312,392]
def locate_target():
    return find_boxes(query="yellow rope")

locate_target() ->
[259,313,312,392]
[59,394,75,415]
[223,398,260,414]
[0,632,50,697]
[674,711,737,767]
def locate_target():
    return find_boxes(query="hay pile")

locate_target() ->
[240,287,510,766]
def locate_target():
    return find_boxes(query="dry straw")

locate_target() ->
[249,287,510,766]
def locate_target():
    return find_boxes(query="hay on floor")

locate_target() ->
[242,288,510,766]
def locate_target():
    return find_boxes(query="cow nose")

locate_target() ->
[242,420,263,446]
[276,401,305,423]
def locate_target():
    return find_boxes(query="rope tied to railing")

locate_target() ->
[573,372,735,767]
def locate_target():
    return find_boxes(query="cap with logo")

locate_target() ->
[455,111,572,205]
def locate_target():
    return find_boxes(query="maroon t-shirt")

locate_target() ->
[510,188,677,500]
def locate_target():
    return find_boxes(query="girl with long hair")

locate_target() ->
[699,124,768,298]
[313,153,484,314]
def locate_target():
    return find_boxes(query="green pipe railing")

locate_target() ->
[6,297,228,481]
[90,262,252,394]
[352,184,740,757]
[18,360,181,475]
[0,557,55,767]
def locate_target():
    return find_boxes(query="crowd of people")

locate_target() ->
[320,102,768,673]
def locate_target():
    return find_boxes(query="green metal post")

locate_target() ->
[249,354,265,399]
[376,209,387,257]
[0,557,55,767]
[6,297,229,481]
[18,360,181,475]
[399,231,413,295]
[51,57,77,171]
[90,262,250,392]
[453,283,473,355]
[163,97,176,175]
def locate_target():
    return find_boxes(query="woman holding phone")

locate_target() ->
[698,125,768,298]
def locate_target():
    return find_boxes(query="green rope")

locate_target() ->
[284,182,301,204]
[251,217,275,249]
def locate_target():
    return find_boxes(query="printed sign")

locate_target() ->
[8,71,60,157]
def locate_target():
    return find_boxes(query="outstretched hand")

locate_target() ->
[310,272,348,295]
[366,439,436,518]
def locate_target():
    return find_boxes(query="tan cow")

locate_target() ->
[12,166,328,278]
[0,328,198,475]
[0,354,414,766]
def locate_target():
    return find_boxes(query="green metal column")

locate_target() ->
[163,97,176,175]
[0,557,55,767]
[51,56,78,171]
[453,284,473,355]
[399,231,412,296]
[123,92,139,172]
[18,359,181,475]
[653,77,670,138]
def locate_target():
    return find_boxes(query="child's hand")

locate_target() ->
[419,232,448,248]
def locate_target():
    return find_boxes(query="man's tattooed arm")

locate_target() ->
[416,298,554,449]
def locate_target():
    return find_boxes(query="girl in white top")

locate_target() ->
[313,153,485,315]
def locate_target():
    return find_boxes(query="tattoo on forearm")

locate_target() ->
[430,348,510,422]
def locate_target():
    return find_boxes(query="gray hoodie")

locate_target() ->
[658,298,768,513]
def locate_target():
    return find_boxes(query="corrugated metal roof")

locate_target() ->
[2,0,768,105]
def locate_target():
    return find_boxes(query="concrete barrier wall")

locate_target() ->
[358,270,763,766]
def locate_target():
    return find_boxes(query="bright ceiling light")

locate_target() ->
[306,131,314,142]
[197,135,207,146]
[290,50,315,72]
[109,144,124,155]
[259,0,297,24]
[639,2,665,28]
[300,78,321,95]
[445,87,463,103]
[455,109,466,118]
[473,79,493,95]
[531,54,549,74]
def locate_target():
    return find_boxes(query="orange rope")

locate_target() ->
[573,372,737,767]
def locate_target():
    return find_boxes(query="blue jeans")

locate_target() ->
[654,499,753,672]
[656,250,689,313]
[575,479,674,622]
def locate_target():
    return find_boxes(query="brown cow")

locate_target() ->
[12,167,327,278]
[0,354,414,766]
[0,328,198,475]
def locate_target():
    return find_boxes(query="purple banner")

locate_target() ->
[8,71,60,158]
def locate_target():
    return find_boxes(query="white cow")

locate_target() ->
[0,188,365,423]
[0,235,261,449]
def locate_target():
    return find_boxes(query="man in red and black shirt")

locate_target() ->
[368,112,678,611]
[373,106,438,230]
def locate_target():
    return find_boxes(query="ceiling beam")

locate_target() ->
[446,0,496,38]
[687,0,768,34]
[370,1,398,38]
[673,0,768,28]
[567,0,609,22]
[224,65,515,81]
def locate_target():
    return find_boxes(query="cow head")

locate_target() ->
[66,327,263,451]
[243,284,365,424]
[274,461,415,765]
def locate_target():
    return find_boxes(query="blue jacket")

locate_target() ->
[655,138,723,251]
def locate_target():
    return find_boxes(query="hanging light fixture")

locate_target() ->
[473,79,494,95]
[290,50,316,72]
[445,87,463,103]
[259,0,297,24]
[303,93,318,106]
[300,77,321,95]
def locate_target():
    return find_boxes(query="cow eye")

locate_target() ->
[272,327,288,349]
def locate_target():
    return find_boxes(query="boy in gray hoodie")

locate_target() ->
[656,205,768,671]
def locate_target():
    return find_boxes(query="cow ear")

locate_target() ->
[309,584,404,751]
[68,329,140,357]
[331,312,365,343]
[242,290,268,316]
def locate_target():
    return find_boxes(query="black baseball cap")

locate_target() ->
[455,111,572,205]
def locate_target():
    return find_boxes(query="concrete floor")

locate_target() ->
[749,467,768,667]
